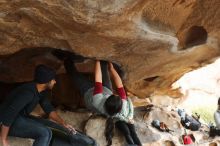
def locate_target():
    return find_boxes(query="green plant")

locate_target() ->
[192,106,216,124]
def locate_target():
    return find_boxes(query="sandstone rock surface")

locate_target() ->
[0,0,219,98]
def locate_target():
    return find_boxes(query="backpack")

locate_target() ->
[183,135,193,145]
[181,115,201,131]
[181,129,195,145]
[209,126,220,137]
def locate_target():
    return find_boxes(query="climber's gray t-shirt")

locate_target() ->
[84,87,113,115]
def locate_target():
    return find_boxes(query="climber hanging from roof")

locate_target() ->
[52,49,142,146]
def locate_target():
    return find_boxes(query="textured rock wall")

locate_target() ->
[0,0,219,98]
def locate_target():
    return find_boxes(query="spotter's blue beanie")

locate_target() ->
[34,65,56,84]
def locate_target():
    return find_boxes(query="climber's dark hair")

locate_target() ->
[105,117,114,146]
[104,95,122,146]
[104,95,122,116]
